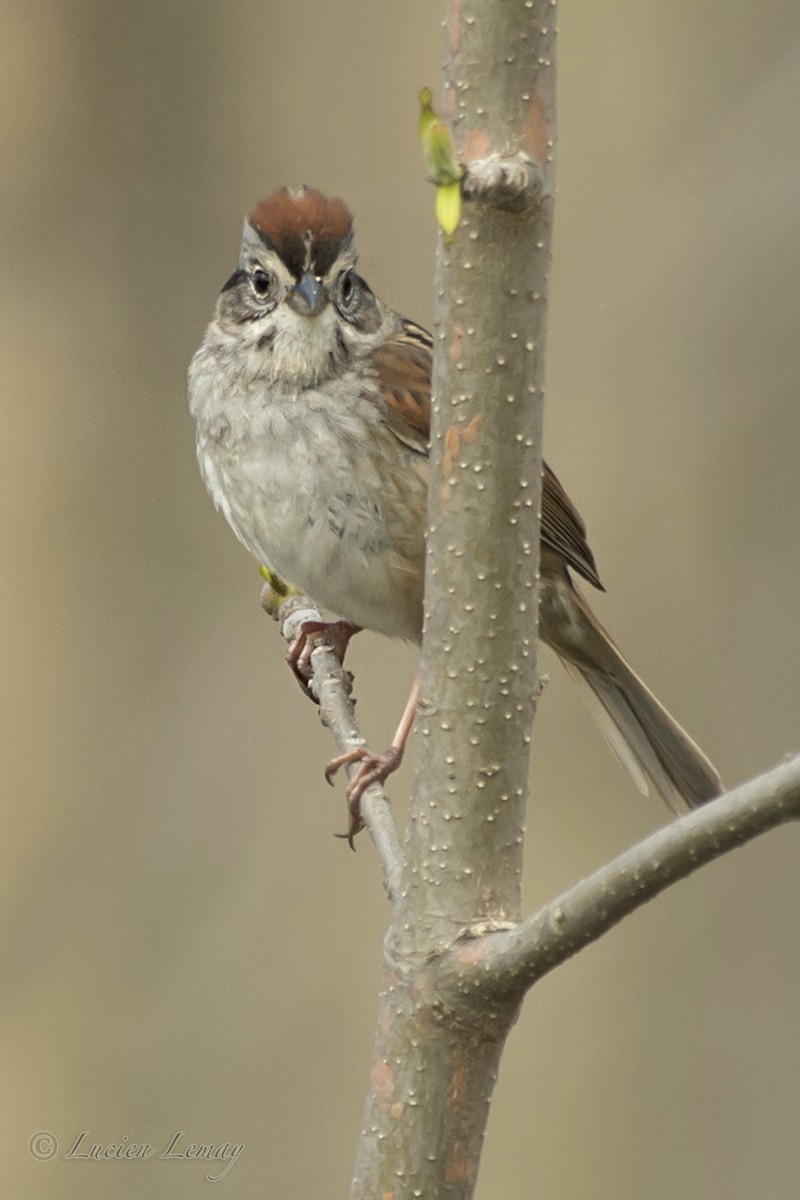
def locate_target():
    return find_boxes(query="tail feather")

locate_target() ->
[540,574,723,811]
[560,658,718,813]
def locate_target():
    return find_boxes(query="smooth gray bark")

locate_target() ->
[350,6,556,1196]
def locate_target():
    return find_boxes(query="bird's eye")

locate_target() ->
[337,270,359,313]
[250,268,274,300]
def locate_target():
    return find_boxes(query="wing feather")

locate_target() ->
[371,319,602,589]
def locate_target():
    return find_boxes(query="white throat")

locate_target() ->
[268,303,341,388]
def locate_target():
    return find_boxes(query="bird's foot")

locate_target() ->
[326,744,404,849]
[286,620,360,700]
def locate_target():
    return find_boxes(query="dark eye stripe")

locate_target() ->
[221,268,247,293]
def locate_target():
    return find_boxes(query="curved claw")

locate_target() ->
[325,746,368,786]
[326,745,404,849]
[286,620,361,701]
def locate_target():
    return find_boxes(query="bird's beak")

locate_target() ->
[288,272,327,316]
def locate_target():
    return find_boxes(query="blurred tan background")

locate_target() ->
[2,2,800,1197]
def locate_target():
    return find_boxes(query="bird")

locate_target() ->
[189,185,722,837]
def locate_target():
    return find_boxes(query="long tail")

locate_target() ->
[539,575,722,813]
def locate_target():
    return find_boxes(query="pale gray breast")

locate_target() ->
[191,358,427,638]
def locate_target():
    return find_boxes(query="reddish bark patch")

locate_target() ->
[445,1155,476,1186]
[524,68,555,168]
[465,128,492,162]
[448,323,463,365]
[445,0,460,55]
[462,414,482,445]
[443,425,461,478]
[371,1058,395,1109]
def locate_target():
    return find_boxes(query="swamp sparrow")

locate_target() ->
[189,187,721,829]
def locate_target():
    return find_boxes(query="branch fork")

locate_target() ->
[263,582,800,1015]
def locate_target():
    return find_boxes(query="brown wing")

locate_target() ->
[372,319,432,455]
[541,465,603,590]
[373,319,603,589]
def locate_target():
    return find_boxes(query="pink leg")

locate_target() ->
[327,673,421,847]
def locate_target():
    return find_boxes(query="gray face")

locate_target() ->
[212,220,387,390]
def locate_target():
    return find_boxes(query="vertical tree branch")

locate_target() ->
[350,6,556,1197]
[404,5,554,949]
